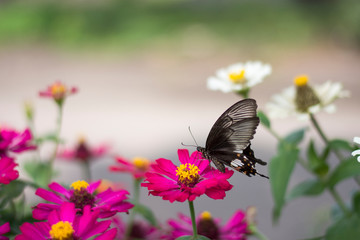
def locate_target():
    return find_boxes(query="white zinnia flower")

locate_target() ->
[352,137,360,162]
[207,61,272,93]
[266,75,349,120]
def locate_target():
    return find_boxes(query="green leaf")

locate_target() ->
[307,140,329,177]
[298,237,324,240]
[269,142,299,223]
[23,160,53,188]
[327,158,360,188]
[257,110,271,129]
[283,128,306,146]
[176,236,210,240]
[328,139,353,151]
[132,203,157,226]
[0,180,26,208]
[352,191,360,217]
[287,179,326,201]
[35,132,64,145]
[325,215,360,240]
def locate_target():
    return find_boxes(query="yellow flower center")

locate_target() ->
[49,221,74,240]
[176,163,200,185]
[51,83,67,97]
[133,157,150,170]
[70,180,89,191]
[229,69,246,83]
[294,75,309,86]
[200,211,212,220]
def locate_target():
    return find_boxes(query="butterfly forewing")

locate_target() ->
[196,98,267,178]
[205,99,259,152]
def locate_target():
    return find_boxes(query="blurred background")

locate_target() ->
[0,0,359,239]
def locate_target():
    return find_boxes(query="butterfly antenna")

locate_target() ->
[181,142,197,147]
[257,172,269,179]
[188,126,199,147]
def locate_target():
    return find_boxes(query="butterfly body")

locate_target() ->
[197,99,268,179]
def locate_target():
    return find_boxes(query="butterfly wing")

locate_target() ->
[205,99,260,165]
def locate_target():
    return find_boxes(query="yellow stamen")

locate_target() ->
[176,163,200,184]
[133,157,150,170]
[201,211,212,220]
[294,75,309,86]
[78,134,86,144]
[51,83,67,97]
[49,221,74,240]
[70,180,89,191]
[229,69,246,83]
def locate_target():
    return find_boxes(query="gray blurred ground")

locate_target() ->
[0,42,359,239]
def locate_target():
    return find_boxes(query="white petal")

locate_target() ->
[352,149,360,157]
[353,137,360,145]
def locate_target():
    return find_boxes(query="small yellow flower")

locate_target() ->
[70,180,89,191]
[176,163,200,185]
[200,211,212,220]
[133,157,150,170]
[49,221,74,240]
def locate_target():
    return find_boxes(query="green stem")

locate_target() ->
[310,113,344,161]
[248,224,268,240]
[188,200,198,238]
[328,187,351,217]
[310,113,360,186]
[47,103,64,183]
[82,161,92,182]
[125,178,141,240]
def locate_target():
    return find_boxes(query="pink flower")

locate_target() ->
[33,180,134,220]
[0,157,19,184]
[0,222,10,240]
[141,149,233,203]
[39,81,77,101]
[0,127,36,158]
[110,156,151,180]
[167,210,249,240]
[16,202,117,240]
[58,137,109,163]
[111,216,165,240]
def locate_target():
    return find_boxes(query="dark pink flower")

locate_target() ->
[141,149,233,203]
[16,202,117,240]
[58,137,109,163]
[0,222,10,240]
[167,210,249,240]
[0,157,19,184]
[111,216,165,240]
[39,81,78,101]
[0,127,36,157]
[110,156,151,180]
[33,180,134,220]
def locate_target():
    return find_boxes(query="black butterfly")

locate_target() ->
[197,98,268,179]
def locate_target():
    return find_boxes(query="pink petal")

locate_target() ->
[48,182,71,198]
[35,188,64,204]
[177,149,190,164]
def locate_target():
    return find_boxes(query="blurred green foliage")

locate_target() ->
[0,0,359,50]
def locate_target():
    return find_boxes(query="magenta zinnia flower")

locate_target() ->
[110,156,151,180]
[16,202,117,240]
[0,127,36,157]
[141,149,233,203]
[33,180,134,220]
[39,81,77,99]
[0,157,19,184]
[0,222,10,240]
[58,137,109,163]
[167,210,249,240]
